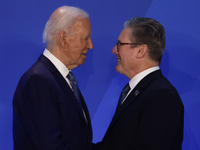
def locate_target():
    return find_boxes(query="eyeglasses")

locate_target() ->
[116,41,140,52]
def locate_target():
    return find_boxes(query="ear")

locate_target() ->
[59,31,67,48]
[136,44,148,59]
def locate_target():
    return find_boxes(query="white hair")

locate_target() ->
[43,6,89,44]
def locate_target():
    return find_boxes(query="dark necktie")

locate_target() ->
[117,83,130,107]
[67,72,82,109]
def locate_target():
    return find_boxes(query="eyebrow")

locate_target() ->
[85,34,91,38]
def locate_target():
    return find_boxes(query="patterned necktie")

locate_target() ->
[117,83,130,107]
[67,72,82,109]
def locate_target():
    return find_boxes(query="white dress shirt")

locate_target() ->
[43,48,72,89]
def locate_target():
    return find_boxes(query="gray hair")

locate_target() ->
[43,6,89,44]
[124,17,165,63]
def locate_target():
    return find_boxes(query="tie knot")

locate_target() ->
[118,83,130,106]
[123,83,130,94]
[67,72,77,85]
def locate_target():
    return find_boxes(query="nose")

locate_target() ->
[87,37,93,49]
[112,45,118,54]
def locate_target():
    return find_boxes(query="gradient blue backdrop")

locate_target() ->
[0,0,200,149]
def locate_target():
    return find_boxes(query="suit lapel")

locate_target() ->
[105,70,163,134]
[80,92,92,129]
[37,54,87,123]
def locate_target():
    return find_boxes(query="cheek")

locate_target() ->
[121,51,134,62]
[118,54,133,71]
[74,47,86,61]
[119,52,128,63]
[69,40,87,62]
[72,45,84,56]
[75,42,86,51]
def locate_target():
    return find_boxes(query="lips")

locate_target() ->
[82,50,89,55]
[117,57,121,62]
[82,54,87,58]
[82,51,87,55]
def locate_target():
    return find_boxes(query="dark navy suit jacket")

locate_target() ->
[13,54,92,150]
[98,70,184,150]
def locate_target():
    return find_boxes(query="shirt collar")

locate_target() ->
[129,66,160,90]
[43,48,70,78]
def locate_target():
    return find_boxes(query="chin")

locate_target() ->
[115,65,124,75]
[78,59,85,65]
[115,66,120,73]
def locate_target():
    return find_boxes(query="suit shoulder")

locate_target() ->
[16,61,54,90]
[141,76,183,105]
[148,76,178,92]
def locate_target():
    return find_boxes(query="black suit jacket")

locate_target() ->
[13,54,92,150]
[99,70,184,150]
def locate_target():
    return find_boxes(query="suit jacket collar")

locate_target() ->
[106,70,163,133]
[37,54,89,125]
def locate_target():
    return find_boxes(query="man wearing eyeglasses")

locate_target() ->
[94,17,184,150]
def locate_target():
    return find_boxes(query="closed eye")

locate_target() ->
[84,34,91,41]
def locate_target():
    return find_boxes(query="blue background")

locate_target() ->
[0,0,200,149]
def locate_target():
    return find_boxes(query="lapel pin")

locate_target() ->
[134,90,140,96]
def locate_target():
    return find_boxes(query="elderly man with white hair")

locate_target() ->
[13,6,93,150]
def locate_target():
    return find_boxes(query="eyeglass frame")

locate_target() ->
[116,40,141,52]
